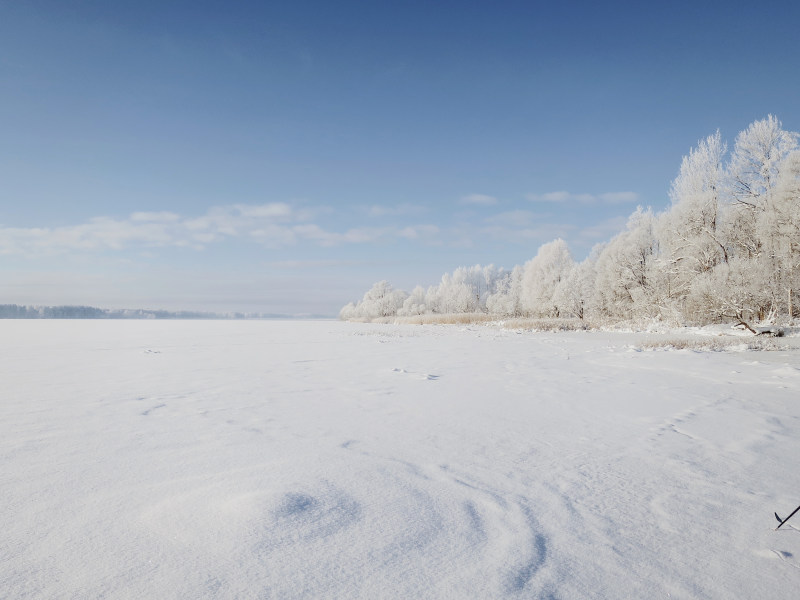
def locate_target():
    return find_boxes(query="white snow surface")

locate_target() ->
[2,320,800,598]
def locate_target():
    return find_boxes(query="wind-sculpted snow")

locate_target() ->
[2,320,800,598]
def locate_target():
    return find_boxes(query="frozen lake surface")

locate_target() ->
[2,320,800,598]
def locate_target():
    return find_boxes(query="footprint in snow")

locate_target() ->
[391,368,440,381]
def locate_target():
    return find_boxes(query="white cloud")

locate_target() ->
[0,199,448,258]
[190,232,219,245]
[130,211,181,222]
[289,224,396,246]
[267,259,361,269]
[341,228,388,244]
[291,224,441,246]
[0,218,176,255]
[292,224,343,246]
[526,191,639,204]
[0,203,303,256]
[460,194,498,206]
[598,192,639,204]
[398,225,440,240]
[234,203,293,219]
[248,224,297,247]
[529,191,572,203]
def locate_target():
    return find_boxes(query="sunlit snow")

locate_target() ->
[3,320,800,598]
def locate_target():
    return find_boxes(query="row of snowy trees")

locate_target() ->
[341,116,800,328]
[339,265,508,320]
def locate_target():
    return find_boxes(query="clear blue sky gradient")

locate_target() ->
[1,0,798,314]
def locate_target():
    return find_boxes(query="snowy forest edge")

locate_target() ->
[341,116,800,334]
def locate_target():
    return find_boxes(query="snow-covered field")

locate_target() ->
[3,320,800,599]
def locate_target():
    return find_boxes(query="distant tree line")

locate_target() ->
[341,116,800,331]
[0,305,293,320]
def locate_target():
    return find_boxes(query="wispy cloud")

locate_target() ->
[247,223,297,247]
[130,211,181,222]
[0,218,177,255]
[288,224,387,246]
[398,224,440,241]
[266,259,363,269]
[234,203,293,219]
[0,203,441,257]
[526,191,639,204]
[460,193,498,206]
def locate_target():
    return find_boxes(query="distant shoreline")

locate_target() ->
[0,304,333,320]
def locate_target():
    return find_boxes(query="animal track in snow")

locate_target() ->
[141,403,166,416]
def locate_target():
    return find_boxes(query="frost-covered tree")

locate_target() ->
[760,150,800,319]
[689,257,774,331]
[424,264,505,314]
[425,274,477,314]
[398,285,428,316]
[519,239,574,317]
[726,115,798,259]
[553,254,598,320]
[339,301,357,320]
[340,116,800,328]
[661,132,729,274]
[657,131,731,320]
[591,208,661,321]
[728,115,798,208]
[486,265,524,317]
[340,280,408,320]
[454,264,506,308]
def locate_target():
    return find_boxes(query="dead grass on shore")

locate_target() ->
[343,315,797,351]
[638,337,787,352]
[361,313,590,331]
[384,313,497,325]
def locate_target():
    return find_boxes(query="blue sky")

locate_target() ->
[1,0,798,315]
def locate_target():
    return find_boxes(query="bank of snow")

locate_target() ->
[2,320,799,598]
